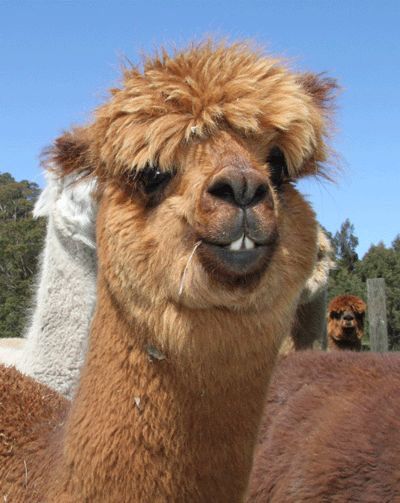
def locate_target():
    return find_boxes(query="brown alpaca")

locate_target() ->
[328,294,366,351]
[247,351,400,502]
[0,41,336,501]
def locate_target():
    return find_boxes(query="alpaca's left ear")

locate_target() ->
[45,127,93,179]
[297,73,338,111]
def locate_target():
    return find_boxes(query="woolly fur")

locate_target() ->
[0,172,97,398]
[328,294,366,351]
[247,351,400,502]
[0,41,337,501]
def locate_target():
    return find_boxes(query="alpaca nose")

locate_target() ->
[343,312,355,321]
[207,167,270,209]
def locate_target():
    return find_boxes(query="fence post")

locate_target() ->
[367,278,389,352]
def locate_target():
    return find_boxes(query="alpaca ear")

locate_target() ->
[297,73,338,110]
[46,127,93,179]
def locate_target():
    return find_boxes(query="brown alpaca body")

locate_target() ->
[0,367,67,500]
[247,351,400,502]
[2,318,273,502]
[0,42,336,501]
[328,294,366,351]
[47,278,283,501]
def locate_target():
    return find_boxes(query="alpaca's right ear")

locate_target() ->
[45,127,93,179]
[297,73,338,111]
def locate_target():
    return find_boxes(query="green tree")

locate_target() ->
[328,264,366,302]
[0,172,45,338]
[332,218,359,272]
[392,234,400,253]
[358,241,400,349]
[328,219,364,301]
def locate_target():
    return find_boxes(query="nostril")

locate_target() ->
[250,184,268,207]
[207,180,237,204]
[208,177,269,208]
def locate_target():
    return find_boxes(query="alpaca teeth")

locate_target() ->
[244,236,255,250]
[228,235,256,251]
[229,235,244,251]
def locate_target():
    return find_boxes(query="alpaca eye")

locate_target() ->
[331,312,341,320]
[267,147,289,187]
[137,165,174,194]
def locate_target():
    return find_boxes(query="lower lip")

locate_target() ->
[202,242,271,272]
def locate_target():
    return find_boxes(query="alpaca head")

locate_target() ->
[328,294,366,348]
[299,226,335,304]
[49,42,336,353]
[34,171,97,249]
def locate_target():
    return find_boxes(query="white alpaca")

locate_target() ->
[0,172,97,398]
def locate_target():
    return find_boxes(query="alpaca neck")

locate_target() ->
[19,215,97,397]
[56,275,287,502]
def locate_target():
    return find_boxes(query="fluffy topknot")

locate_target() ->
[328,294,367,315]
[49,41,337,183]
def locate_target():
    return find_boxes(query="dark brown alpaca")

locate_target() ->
[328,294,366,351]
[0,41,336,501]
[247,350,400,502]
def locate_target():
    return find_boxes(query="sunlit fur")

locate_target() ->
[55,42,335,181]
[0,172,97,398]
[328,294,366,351]
[0,41,336,501]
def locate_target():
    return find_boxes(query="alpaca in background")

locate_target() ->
[327,294,366,351]
[0,172,97,398]
[247,350,400,501]
[0,41,336,501]
[280,226,334,354]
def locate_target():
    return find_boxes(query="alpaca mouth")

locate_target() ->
[198,233,277,285]
[215,234,258,251]
[334,326,357,342]
[342,325,356,334]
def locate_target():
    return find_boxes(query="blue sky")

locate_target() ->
[1,0,399,256]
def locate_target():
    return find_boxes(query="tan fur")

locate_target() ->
[0,41,336,501]
[328,294,366,351]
